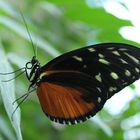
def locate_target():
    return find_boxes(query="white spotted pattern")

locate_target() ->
[132,76,136,79]
[97,97,101,103]
[112,51,120,56]
[125,69,131,77]
[110,72,119,80]
[120,59,128,64]
[88,48,96,52]
[107,47,114,50]
[135,67,140,73]
[72,56,83,62]
[95,73,102,82]
[97,87,101,92]
[118,48,128,51]
[124,52,139,64]
[109,87,117,92]
[98,53,104,58]
[99,59,110,65]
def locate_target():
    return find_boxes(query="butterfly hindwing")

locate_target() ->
[37,72,105,124]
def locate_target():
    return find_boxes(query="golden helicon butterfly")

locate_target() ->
[11,42,140,125]
[1,12,140,125]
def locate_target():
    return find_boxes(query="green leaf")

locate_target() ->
[0,116,15,140]
[0,16,60,57]
[0,46,22,140]
[7,52,28,68]
[91,115,113,137]
[46,0,131,42]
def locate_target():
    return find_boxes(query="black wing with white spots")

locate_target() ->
[39,43,140,124]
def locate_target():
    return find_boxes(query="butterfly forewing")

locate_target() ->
[37,43,140,124]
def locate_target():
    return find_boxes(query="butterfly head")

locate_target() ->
[31,56,39,65]
[26,56,40,69]
[25,56,41,90]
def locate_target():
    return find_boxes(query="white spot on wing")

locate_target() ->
[124,52,139,64]
[135,67,140,73]
[107,47,114,50]
[125,69,131,77]
[95,73,102,82]
[72,56,83,62]
[110,72,119,80]
[99,59,110,65]
[122,82,128,86]
[132,76,136,79]
[97,87,102,92]
[112,51,120,56]
[97,97,101,103]
[74,120,77,124]
[120,59,128,64]
[109,87,117,92]
[88,48,96,52]
[119,48,127,51]
[98,53,104,58]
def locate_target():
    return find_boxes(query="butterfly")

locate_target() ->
[22,42,140,125]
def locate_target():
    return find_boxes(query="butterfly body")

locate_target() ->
[26,43,140,124]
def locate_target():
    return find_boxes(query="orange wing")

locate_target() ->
[37,82,101,124]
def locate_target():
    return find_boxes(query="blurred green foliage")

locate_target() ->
[0,0,140,140]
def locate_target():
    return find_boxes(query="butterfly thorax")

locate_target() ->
[25,56,41,90]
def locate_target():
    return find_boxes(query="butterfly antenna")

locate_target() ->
[19,10,37,57]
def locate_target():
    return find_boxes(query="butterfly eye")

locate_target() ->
[26,62,32,69]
